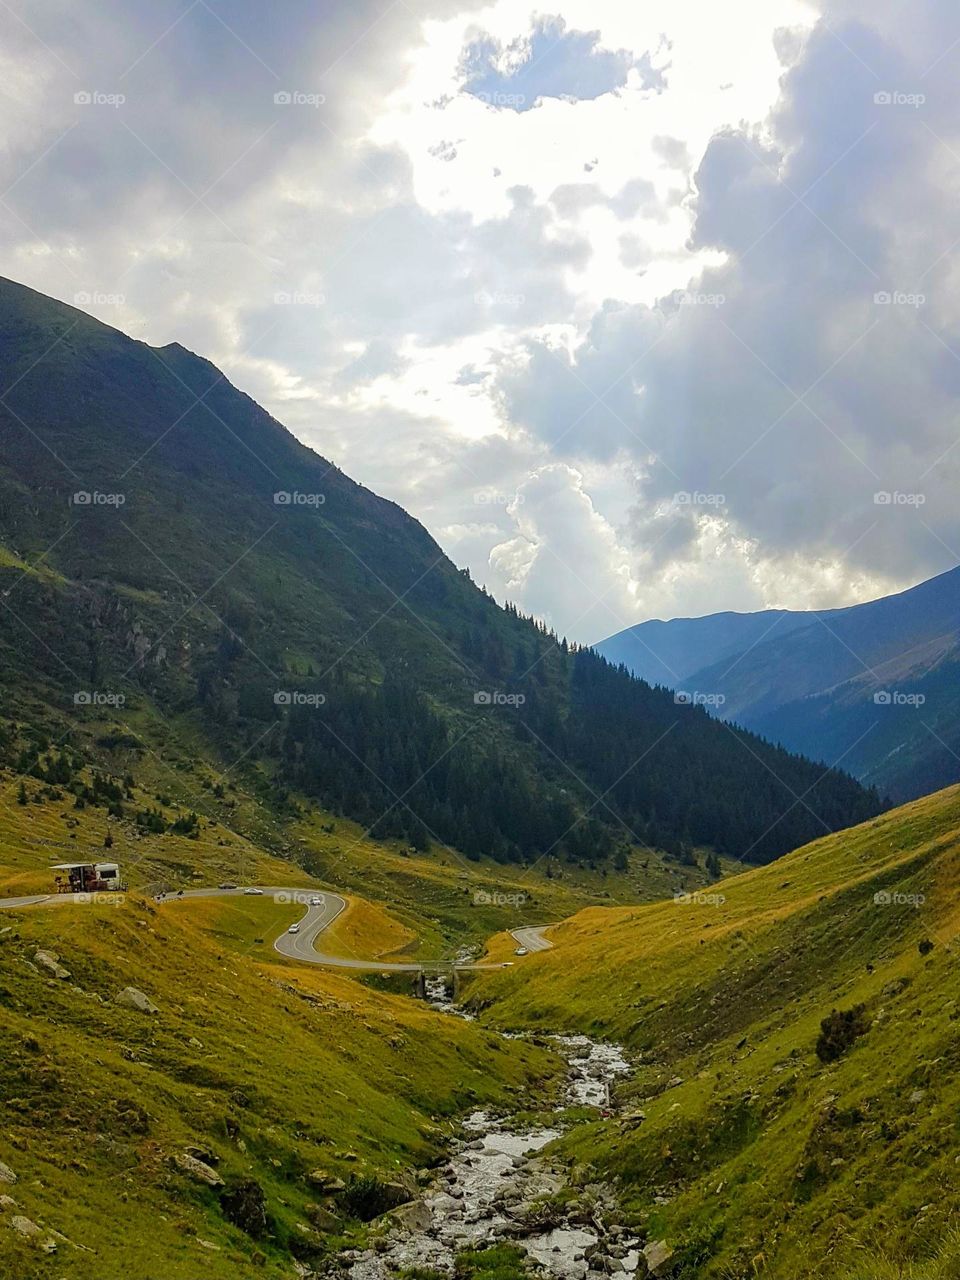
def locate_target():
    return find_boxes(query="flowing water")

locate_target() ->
[341,1019,636,1280]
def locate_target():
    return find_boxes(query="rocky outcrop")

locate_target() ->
[115,986,158,1014]
[34,949,71,980]
[170,1152,224,1188]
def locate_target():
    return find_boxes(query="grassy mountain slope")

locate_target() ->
[0,275,879,873]
[466,785,960,1279]
[0,892,559,1279]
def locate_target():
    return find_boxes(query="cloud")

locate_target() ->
[460,15,666,113]
[489,2,960,613]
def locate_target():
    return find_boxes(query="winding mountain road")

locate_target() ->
[0,885,553,972]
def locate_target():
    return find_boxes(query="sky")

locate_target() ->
[2,0,959,644]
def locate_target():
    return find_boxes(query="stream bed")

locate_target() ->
[339,1029,639,1280]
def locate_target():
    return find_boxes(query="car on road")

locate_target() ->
[515,947,529,956]
[244,887,264,895]
[218,882,238,890]
[309,896,323,906]
[287,923,301,934]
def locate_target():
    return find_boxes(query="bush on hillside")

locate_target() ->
[816,1005,871,1063]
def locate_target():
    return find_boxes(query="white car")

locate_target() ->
[515,947,529,957]
[310,896,323,906]
[287,923,301,934]
[244,887,264,896]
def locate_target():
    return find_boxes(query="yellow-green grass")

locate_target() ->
[466,785,960,1279]
[184,893,417,968]
[0,894,561,1279]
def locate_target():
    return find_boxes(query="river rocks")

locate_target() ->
[34,949,71,980]
[642,1240,674,1274]
[386,1200,432,1231]
[170,1152,224,1188]
[342,1033,632,1280]
[115,986,158,1014]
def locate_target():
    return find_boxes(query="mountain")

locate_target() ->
[470,781,960,1279]
[0,276,879,869]
[597,567,960,802]
[595,606,841,690]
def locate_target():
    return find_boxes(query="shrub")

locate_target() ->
[816,1005,870,1063]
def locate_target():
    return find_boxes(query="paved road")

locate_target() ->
[0,886,545,972]
[510,925,554,953]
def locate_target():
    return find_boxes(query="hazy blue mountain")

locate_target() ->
[599,567,960,801]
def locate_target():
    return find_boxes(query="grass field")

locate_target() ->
[0,891,561,1279]
[466,785,960,1279]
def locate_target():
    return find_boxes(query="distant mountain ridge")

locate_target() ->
[597,567,960,801]
[595,607,841,690]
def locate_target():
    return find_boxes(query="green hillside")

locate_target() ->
[0,890,559,1279]
[466,784,960,1279]
[0,277,879,876]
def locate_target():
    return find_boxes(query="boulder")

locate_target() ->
[385,1200,432,1232]
[0,1162,16,1185]
[307,1170,346,1193]
[304,1203,342,1232]
[115,987,158,1014]
[171,1152,224,1188]
[34,950,71,980]
[642,1241,674,1275]
[10,1215,40,1238]
[220,1177,268,1239]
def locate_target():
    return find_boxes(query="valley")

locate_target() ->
[0,278,955,1280]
